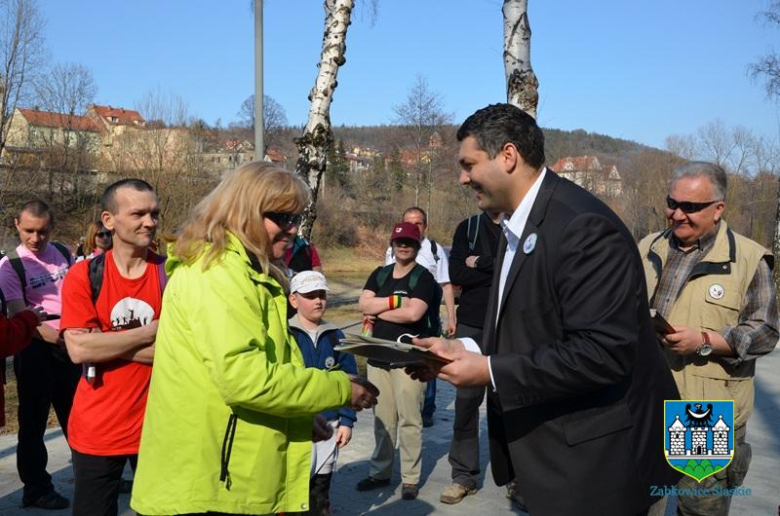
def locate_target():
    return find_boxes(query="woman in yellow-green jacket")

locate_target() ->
[131,162,377,515]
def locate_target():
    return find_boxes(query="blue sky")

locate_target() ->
[38,0,780,149]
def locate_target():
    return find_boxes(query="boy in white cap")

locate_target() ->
[288,271,358,516]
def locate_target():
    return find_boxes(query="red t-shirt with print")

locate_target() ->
[61,250,163,455]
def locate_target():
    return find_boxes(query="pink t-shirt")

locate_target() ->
[0,243,72,331]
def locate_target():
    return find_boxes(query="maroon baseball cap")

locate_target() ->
[390,222,421,242]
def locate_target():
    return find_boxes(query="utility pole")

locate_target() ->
[254,0,265,159]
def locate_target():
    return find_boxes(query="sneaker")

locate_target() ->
[422,415,434,428]
[401,483,419,500]
[21,490,69,510]
[356,476,391,492]
[440,483,477,504]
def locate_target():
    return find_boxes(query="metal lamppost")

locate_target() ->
[254,0,265,160]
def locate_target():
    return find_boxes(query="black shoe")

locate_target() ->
[356,476,391,492]
[22,490,69,510]
[422,415,434,428]
[118,478,133,494]
[401,483,419,500]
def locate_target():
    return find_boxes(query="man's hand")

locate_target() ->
[336,425,352,448]
[465,255,480,268]
[348,375,379,411]
[26,306,46,324]
[312,414,333,443]
[664,326,703,355]
[408,336,490,387]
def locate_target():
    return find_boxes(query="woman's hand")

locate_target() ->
[348,375,379,410]
[312,414,333,443]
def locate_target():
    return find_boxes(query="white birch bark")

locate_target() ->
[503,0,539,118]
[295,0,353,239]
[774,180,780,296]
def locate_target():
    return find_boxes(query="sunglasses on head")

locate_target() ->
[96,231,111,238]
[666,195,719,214]
[264,212,302,231]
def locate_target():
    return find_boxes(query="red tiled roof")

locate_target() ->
[265,148,285,162]
[91,104,145,125]
[18,108,101,132]
[550,155,600,173]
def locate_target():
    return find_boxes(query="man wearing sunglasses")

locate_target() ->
[639,161,778,515]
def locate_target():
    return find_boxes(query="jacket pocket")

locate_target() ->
[562,402,633,446]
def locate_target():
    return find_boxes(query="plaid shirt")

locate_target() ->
[651,225,778,366]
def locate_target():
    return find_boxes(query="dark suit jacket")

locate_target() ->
[483,171,681,515]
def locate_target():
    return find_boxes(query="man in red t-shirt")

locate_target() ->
[61,179,163,516]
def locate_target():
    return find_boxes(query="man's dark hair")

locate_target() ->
[101,178,155,214]
[456,103,545,169]
[403,206,427,226]
[17,199,54,225]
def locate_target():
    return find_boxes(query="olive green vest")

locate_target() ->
[638,222,771,427]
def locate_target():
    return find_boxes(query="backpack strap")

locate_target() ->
[50,242,72,265]
[376,264,394,289]
[408,263,425,291]
[157,255,168,293]
[467,214,481,254]
[88,253,106,304]
[429,239,440,262]
[5,249,28,307]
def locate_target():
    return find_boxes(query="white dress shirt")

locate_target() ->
[461,168,547,389]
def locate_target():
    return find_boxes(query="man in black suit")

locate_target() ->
[412,104,681,515]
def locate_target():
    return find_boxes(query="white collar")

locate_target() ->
[501,167,547,242]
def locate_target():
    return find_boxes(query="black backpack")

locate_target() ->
[87,252,168,304]
[376,263,442,337]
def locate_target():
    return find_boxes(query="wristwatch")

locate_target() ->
[697,331,713,357]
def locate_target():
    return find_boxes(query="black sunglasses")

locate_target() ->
[96,231,111,238]
[264,212,302,231]
[666,196,719,214]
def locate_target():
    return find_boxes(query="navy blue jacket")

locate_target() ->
[288,315,358,427]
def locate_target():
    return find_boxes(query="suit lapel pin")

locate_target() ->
[523,233,537,255]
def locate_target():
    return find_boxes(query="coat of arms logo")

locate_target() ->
[664,400,734,481]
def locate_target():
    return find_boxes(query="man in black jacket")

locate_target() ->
[413,104,681,516]
[440,211,501,505]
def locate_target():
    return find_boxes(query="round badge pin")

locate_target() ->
[325,357,336,369]
[708,283,725,300]
[523,233,537,255]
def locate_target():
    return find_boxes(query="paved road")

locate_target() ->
[1,349,777,515]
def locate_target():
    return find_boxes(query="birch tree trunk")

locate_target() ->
[774,180,780,297]
[503,0,539,118]
[295,0,353,239]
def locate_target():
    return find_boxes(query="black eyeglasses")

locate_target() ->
[96,231,111,238]
[666,196,719,214]
[264,212,302,231]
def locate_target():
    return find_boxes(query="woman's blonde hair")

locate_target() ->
[173,161,309,285]
[84,221,104,255]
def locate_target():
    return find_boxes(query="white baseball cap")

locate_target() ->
[290,270,329,294]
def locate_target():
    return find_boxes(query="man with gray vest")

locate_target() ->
[638,161,778,515]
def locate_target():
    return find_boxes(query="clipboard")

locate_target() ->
[335,332,451,368]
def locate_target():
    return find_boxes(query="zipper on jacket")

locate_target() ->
[220,413,238,490]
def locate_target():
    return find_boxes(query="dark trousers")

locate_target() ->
[448,322,485,489]
[13,339,80,500]
[71,450,137,516]
[422,379,436,419]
